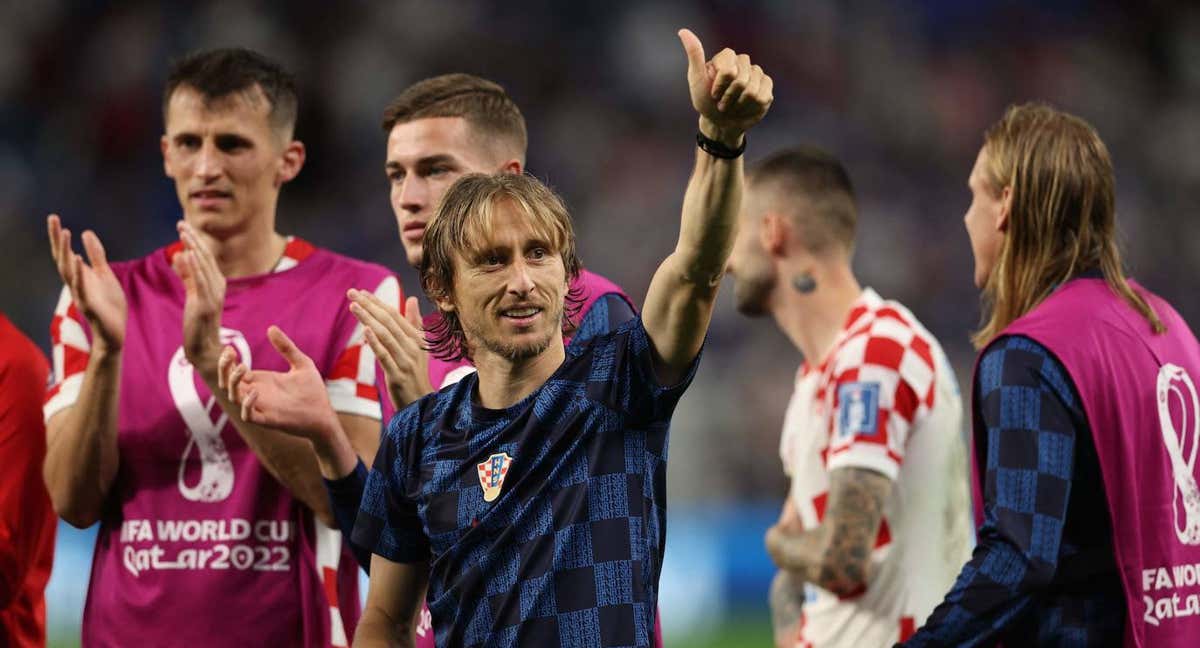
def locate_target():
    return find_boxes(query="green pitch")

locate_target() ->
[666,614,774,648]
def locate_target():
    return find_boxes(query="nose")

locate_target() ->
[506,257,535,297]
[398,176,428,214]
[195,140,223,182]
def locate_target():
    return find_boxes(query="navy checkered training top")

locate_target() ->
[354,317,698,648]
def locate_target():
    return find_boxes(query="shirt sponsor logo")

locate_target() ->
[477,452,513,503]
[837,382,880,440]
[1157,363,1200,546]
[1144,364,1200,627]
[168,327,250,503]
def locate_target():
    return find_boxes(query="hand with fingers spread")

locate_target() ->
[348,290,433,410]
[172,221,227,377]
[46,215,127,352]
[678,28,774,145]
[218,326,340,443]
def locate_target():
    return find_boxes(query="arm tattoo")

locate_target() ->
[769,570,805,646]
[770,467,892,597]
[817,467,891,596]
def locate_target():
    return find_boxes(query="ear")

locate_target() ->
[433,292,456,314]
[161,135,174,178]
[499,158,522,175]
[759,211,788,256]
[997,185,1012,233]
[277,140,306,185]
[427,277,457,314]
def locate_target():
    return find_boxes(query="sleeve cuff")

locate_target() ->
[324,457,368,495]
[825,449,901,481]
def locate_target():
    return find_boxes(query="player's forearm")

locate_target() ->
[769,570,805,648]
[231,420,335,526]
[770,469,888,597]
[640,119,744,379]
[904,533,1038,646]
[673,116,744,285]
[43,346,121,527]
[766,524,827,587]
[311,418,365,481]
[353,606,410,648]
[201,379,337,526]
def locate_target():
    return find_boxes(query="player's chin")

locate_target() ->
[733,289,768,317]
[503,330,557,361]
[184,206,241,230]
[402,242,424,267]
[973,265,991,290]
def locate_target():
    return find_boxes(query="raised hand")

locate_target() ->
[348,291,433,409]
[47,215,127,351]
[219,325,339,441]
[678,28,773,140]
[172,221,226,377]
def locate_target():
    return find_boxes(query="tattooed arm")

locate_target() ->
[765,467,892,597]
[769,570,806,648]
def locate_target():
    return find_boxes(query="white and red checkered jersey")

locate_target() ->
[779,288,972,648]
[42,236,400,647]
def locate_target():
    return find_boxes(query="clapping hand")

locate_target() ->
[172,221,226,378]
[47,215,127,352]
[348,291,434,410]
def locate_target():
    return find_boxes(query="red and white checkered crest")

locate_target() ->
[477,452,514,503]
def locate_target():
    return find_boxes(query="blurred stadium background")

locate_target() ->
[2,1,1198,646]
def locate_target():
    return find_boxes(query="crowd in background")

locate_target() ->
[2,0,1198,550]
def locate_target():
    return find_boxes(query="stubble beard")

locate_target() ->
[734,274,773,317]
[479,302,565,362]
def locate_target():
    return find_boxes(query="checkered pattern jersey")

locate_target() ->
[328,294,637,573]
[782,288,968,648]
[354,317,697,648]
[901,335,1124,647]
[806,288,943,480]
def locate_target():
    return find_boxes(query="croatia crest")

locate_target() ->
[477,452,514,503]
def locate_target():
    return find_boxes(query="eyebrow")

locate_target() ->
[170,129,251,140]
[385,154,459,170]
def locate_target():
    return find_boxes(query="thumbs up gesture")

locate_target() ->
[679,28,773,144]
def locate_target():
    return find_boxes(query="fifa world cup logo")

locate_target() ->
[168,328,249,502]
[1157,363,1200,545]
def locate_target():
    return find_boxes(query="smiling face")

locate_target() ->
[964,146,1008,289]
[161,84,302,237]
[439,198,568,363]
[386,116,513,268]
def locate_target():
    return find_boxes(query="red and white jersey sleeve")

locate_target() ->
[324,274,401,419]
[824,309,938,481]
[44,286,91,423]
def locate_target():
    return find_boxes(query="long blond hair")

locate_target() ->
[420,172,583,361]
[972,103,1164,349]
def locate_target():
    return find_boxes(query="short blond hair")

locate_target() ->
[421,173,583,361]
[973,103,1163,348]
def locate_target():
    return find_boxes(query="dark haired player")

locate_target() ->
[44,48,395,646]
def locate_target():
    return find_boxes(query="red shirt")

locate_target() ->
[0,314,56,647]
